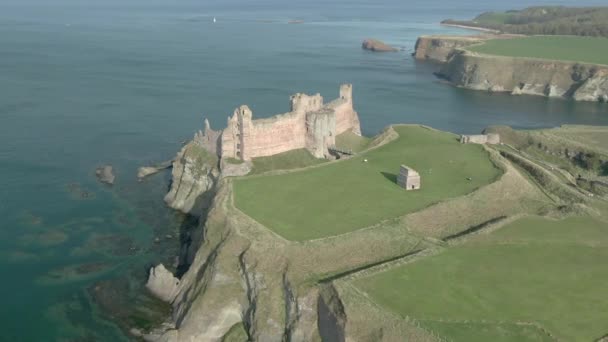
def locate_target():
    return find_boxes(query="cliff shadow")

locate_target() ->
[380,172,398,185]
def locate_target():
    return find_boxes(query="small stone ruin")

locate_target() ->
[397,165,421,190]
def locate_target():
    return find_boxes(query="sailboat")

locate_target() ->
[213,17,217,23]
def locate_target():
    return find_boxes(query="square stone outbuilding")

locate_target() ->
[397,165,421,190]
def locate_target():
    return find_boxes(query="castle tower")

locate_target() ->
[236,105,253,160]
[340,84,353,102]
[397,165,421,190]
[290,93,324,114]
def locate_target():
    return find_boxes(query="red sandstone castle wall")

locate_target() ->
[333,100,360,136]
[242,112,308,160]
[201,85,362,161]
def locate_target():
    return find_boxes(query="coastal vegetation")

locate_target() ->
[485,125,608,180]
[234,125,501,240]
[354,215,608,341]
[467,36,608,65]
[335,130,371,153]
[148,119,608,342]
[442,6,608,37]
[249,148,327,175]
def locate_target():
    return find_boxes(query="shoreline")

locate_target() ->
[440,23,500,33]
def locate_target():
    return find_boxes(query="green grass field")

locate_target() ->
[467,36,608,65]
[234,126,501,241]
[249,148,327,175]
[335,131,371,153]
[354,216,608,341]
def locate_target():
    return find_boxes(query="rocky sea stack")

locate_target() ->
[362,39,397,52]
[95,165,115,185]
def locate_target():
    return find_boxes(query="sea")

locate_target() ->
[1,0,607,340]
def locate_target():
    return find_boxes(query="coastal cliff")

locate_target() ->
[164,141,219,215]
[413,35,488,63]
[414,35,608,102]
[144,127,449,342]
[438,49,608,101]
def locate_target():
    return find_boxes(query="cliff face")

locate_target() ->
[164,142,219,215]
[437,49,608,102]
[143,128,441,342]
[413,35,487,63]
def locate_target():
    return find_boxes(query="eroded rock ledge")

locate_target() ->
[414,35,608,102]
[164,141,219,215]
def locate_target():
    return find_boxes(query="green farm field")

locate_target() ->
[354,215,608,341]
[233,125,501,241]
[467,36,608,65]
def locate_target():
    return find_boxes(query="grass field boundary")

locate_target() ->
[336,281,447,342]
[317,246,425,284]
[420,318,558,342]
[463,35,608,66]
[464,48,608,67]
[337,247,443,282]
[442,216,507,241]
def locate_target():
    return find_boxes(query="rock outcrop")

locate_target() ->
[413,35,487,62]
[437,49,608,102]
[164,142,219,215]
[146,264,180,303]
[361,39,397,52]
[95,165,115,185]
[572,69,608,102]
[137,160,173,180]
[414,35,608,102]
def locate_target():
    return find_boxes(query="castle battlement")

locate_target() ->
[195,84,361,161]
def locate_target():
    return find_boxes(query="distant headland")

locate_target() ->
[412,6,608,102]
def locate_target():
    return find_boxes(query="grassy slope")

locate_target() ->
[545,125,608,155]
[234,126,501,241]
[354,216,608,341]
[335,131,371,153]
[249,148,326,175]
[221,323,248,342]
[467,36,608,65]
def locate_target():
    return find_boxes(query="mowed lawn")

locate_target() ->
[233,125,501,241]
[354,216,608,341]
[467,36,608,65]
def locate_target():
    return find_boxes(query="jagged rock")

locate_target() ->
[146,264,179,303]
[95,165,115,185]
[137,160,173,180]
[164,142,219,215]
[361,39,397,52]
[573,70,608,102]
[219,159,252,177]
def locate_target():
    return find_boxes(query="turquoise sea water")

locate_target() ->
[1,0,608,340]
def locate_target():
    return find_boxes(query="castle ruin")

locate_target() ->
[397,165,421,190]
[194,84,361,161]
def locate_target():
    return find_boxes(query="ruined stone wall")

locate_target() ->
[329,84,361,136]
[305,109,336,158]
[197,85,362,161]
[194,119,222,156]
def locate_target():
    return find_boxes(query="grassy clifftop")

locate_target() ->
[443,6,608,37]
[466,36,608,65]
[234,125,501,241]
